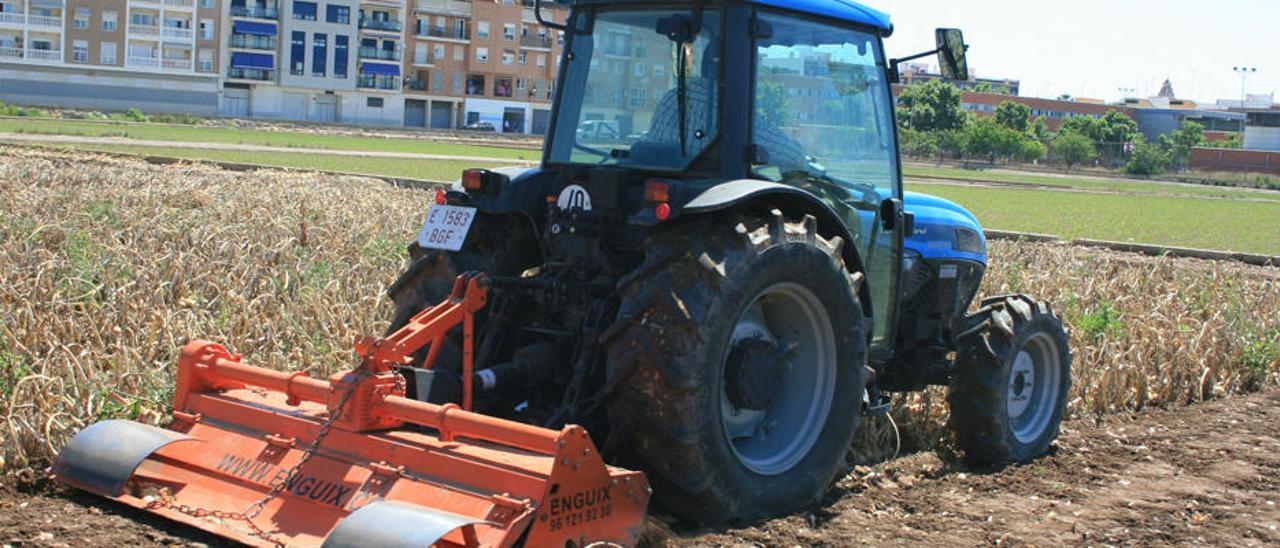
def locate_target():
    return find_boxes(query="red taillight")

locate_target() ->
[462,169,485,190]
[435,189,448,205]
[644,180,670,203]
[655,203,671,222]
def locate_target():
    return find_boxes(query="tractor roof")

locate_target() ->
[750,0,892,33]
[566,1,893,34]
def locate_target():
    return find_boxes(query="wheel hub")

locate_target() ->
[724,338,786,411]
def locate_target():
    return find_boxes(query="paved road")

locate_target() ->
[0,133,534,165]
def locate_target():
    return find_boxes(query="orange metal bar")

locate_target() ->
[381,396,560,454]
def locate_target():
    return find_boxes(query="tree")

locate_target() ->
[1028,116,1051,143]
[1058,116,1106,143]
[994,101,1032,132]
[896,79,967,132]
[1053,132,1095,171]
[1167,120,1205,169]
[1125,138,1171,176]
[1018,139,1048,163]
[962,118,1003,161]
[1099,110,1140,145]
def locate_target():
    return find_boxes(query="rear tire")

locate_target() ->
[949,295,1071,467]
[604,211,867,524]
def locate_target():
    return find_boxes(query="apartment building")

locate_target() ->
[0,0,221,113]
[221,0,402,124]
[404,0,562,133]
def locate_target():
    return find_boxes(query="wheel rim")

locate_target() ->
[720,282,836,476]
[1007,332,1063,444]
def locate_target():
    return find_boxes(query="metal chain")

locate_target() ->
[145,369,371,547]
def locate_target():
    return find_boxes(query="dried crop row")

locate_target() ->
[0,146,1277,470]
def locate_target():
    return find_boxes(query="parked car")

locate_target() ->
[464,121,496,132]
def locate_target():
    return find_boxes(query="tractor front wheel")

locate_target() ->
[604,211,866,524]
[949,295,1072,467]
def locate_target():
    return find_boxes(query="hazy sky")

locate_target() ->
[876,0,1278,104]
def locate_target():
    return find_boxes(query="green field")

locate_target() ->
[911,182,1280,255]
[63,143,519,181]
[0,117,537,160]
[904,164,1280,202]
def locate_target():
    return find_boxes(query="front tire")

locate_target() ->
[604,211,867,524]
[949,295,1072,466]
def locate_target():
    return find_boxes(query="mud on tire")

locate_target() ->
[603,210,867,525]
[949,294,1072,467]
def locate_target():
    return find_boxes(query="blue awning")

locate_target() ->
[233,21,277,36]
[231,52,275,69]
[361,62,399,76]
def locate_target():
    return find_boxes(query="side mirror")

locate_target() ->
[935,28,969,81]
[533,0,567,32]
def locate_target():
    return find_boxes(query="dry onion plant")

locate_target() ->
[1,146,1278,470]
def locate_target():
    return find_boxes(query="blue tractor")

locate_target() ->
[391,0,1072,525]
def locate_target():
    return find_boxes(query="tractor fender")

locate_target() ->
[680,179,873,318]
[448,166,549,216]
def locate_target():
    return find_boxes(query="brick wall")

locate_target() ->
[1189,147,1280,175]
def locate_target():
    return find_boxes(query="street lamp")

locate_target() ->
[1233,66,1258,108]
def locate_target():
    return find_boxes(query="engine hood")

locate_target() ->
[903,191,987,265]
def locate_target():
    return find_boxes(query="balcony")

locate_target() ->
[405,78,426,91]
[127,56,160,68]
[0,46,23,59]
[133,0,162,6]
[228,34,277,50]
[415,0,470,17]
[519,34,551,49]
[27,15,62,30]
[130,23,160,37]
[359,18,401,32]
[162,27,194,40]
[230,5,279,19]
[420,25,468,40]
[357,73,398,90]
[163,0,195,9]
[410,51,434,65]
[228,67,274,81]
[162,58,192,70]
[358,46,399,61]
[0,13,25,26]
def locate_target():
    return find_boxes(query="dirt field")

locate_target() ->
[2,388,1276,547]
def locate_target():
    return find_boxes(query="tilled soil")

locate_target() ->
[3,390,1279,547]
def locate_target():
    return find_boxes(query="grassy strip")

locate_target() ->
[911,182,1280,256]
[0,117,538,161]
[48,143,518,182]
[905,164,1280,202]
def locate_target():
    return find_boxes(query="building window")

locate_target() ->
[452,73,463,95]
[475,47,487,63]
[72,40,88,62]
[200,0,214,8]
[102,10,117,32]
[518,51,526,65]
[100,41,117,64]
[198,48,213,71]
[466,74,485,96]
[73,7,90,29]
[293,1,317,21]
[290,31,305,75]
[432,44,444,61]
[476,20,489,38]
[494,76,512,98]
[367,97,383,108]
[326,5,349,24]
[502,23,514,41]
[501,50,513,65]
[537,53,546,67]
[199,19,213,40]
[312,33,326,76]
[653,63,664,78]
[334,35,348,78]
[633,63,645,78]
[431,70,443,92]
[453,45,463,61]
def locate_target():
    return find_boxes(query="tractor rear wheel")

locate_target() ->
[949,295,1072,467]
[604,211,866,524]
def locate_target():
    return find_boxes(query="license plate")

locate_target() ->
[416,205,476,252]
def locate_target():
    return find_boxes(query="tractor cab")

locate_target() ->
[534,0,969,354]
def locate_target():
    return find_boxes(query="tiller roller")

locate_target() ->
[53,274,650,547]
